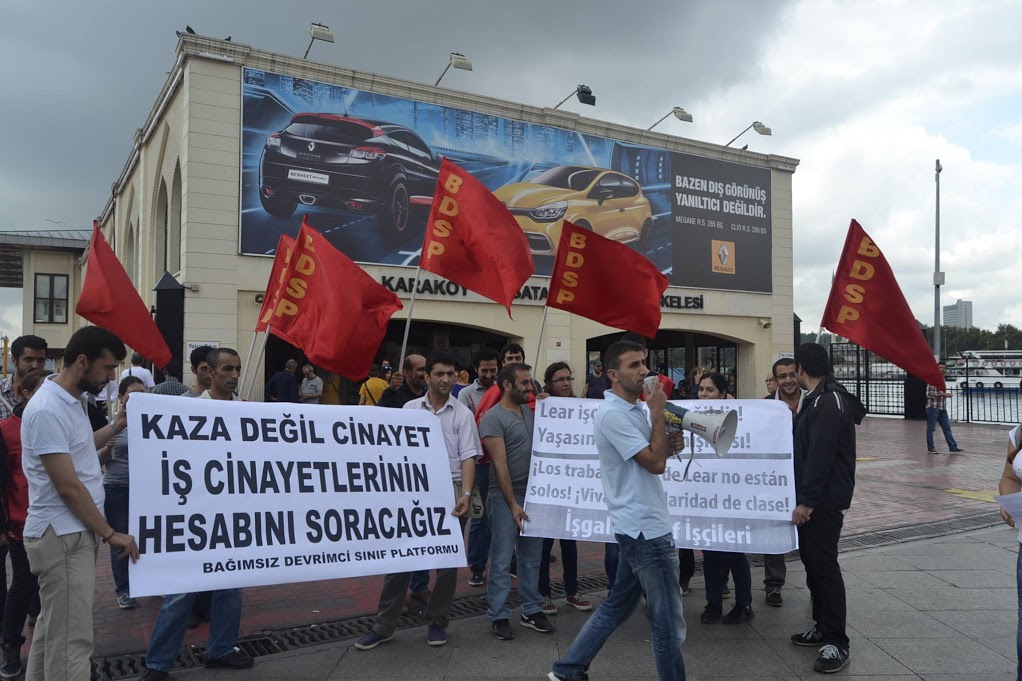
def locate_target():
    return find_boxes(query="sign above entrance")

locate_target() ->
[377,273,704,313]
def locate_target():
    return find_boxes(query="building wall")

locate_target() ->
[943,299,973,329]
[21,250,84,350]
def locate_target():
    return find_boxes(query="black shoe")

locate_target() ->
[813,644,850,673]
[520,612,554,633]
[491,618,514,640]
[700,604,722,624]
[765,590,783,607]
[0,642,22,680]
[721,585,731,597]
[791,624,825,646]
[138,670,170,681]
[950,447,964,453]
[509,561,518,580]
[721,604,755,625]
[468,570,485,587]
[204,647,254,669]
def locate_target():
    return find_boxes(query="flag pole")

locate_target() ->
[533,305,550,367]
[398,265,424,363]
[245,325,272,401]
[239,329,261,399]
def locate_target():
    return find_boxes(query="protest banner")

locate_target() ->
[522,397,797,554]
[127,394,465,596]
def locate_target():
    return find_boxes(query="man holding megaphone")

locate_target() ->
[549,339,688,681]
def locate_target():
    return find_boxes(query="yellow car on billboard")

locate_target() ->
[493,165,654,255]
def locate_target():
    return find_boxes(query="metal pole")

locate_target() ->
[398,266,424,364]
[245,325,272,401]
[239,329,261,400]
[553,89,576,110]
[533,305,550,368]
[303,37,315,59]
[647,111,671,131]
[934,159,943,361]
[434,62,452,87]
[725,123,753,148]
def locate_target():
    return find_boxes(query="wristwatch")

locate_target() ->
[460,491,472,498]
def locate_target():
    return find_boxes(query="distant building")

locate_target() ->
[943,299,973,329]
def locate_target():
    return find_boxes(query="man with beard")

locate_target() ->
[761,358,805,607]
[20,326,139,680]
[139,348,254,680]
[458,347,500,586]
[378,354,426,408]
[0,335,48,420]
[355,353,479,650]
[481,363,552,640]
[789,343,865,675]
[550,340,686,681]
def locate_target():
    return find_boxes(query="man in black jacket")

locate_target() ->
[789,343,865,675]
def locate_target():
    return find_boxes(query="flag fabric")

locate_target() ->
[820,219,945,390]
[255,234,298,345]
[546,221,668,338]
[420,158,534,315]
[263,217,403,380]
[76,221,172,368]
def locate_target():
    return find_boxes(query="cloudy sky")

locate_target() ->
[2,0,1020,338]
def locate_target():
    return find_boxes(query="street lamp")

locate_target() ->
[435,52,473,86]
[647,107,693,130]
[1,335,8,379]
[725,120,771,147]
[553,85,596,109]
[933,159,944,361]
[303,22,335,59]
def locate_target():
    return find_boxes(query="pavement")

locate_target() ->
[71,415,1022,678]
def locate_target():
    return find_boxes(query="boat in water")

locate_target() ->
[945,350,1022,390]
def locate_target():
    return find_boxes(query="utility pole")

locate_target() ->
[933,159,943,361]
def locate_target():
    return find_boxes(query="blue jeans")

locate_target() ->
[104,484,130,596]
[467,462,492,572]
[1016,548,1022,681]
[926,407,958,450]
[144,590,243,672]
[486,490,543,620]
[553,533,686,681]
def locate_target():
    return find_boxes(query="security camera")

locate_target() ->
[255,293,265,304]
[758,318,772,329]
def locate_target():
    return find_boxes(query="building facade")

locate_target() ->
[943,299,973,329]
[16,35,800,400]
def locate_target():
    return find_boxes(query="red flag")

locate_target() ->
[255,234,297,338]
[76,221,172,368]
[547,221,668,338]
[421,158,534,315]
[263,218,402,380]
[821,220,945,390]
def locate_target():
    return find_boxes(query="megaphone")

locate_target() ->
[664,403,739,457]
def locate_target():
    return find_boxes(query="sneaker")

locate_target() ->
[566,594,593,611]
[26,614,36,627]
[765,590,783,607]
[491,618,514,640]
[0,642,22,679]
[541,597,558,616]
[791,624,826,647]
[927,448,938,454]
[427,624,447,647]
[138,670,170,681]
[204,647,254,669]
[700,604,722,624]
[813,644,850,673]
[681,586,691,597]
[509,561,518,580]
[950,447,964,453]
[520,612,554,633]
[548,673,588,681]
[721,585,731,597]
[117,593,139,609]
[721,604,755,625]
[468,570,485,587]
[354,631,393,650]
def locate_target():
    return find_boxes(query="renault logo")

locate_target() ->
[711,240,736,275]
[308,141,316,152]
[717,243,731,265]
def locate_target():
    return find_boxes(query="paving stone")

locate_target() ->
[872,638,1015,674]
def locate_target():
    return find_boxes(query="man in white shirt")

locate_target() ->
[355,352,479,650]
[119,352,156,390]
[21,326,139,681]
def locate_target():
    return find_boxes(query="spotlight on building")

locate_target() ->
[304,22,335,60]
[435,52,473,86]
[554,85,596,109]
[648,106,693,130]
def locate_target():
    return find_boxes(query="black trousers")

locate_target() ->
[798,508,849,648]
[3,539,39,645]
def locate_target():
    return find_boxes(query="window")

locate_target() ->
[34,274,68,324]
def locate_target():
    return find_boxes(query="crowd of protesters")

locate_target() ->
[0,324,885,680]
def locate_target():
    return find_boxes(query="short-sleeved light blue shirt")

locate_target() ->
[594,391,672,540]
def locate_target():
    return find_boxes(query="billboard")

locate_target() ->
[241,68,773,292]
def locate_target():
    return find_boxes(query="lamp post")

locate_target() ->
[933,159,944,361]
[1,334,8,379]
[725,121,771,147]
[435,52,473,86]
[303,22,335,59]
[553,85,596,109]
[647,107,693,130]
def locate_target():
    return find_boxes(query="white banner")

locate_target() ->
[522,398,797,554]
[127,395,465,596]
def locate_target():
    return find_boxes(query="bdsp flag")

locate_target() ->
[264,218,403,380]
[255,234,300,348]
[820,219,945,390]
[77,221,172,367]
[421,158,535,316]
[547,221,669,338]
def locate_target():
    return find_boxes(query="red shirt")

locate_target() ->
[0,415,29,540]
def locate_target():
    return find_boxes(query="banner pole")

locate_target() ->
[245,325,272,401]
[239,328,261,399]
[533,305,550,367]
[815,327,824,344]
[398,265,424,364]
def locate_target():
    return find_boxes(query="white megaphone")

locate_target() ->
[664,402,739,457]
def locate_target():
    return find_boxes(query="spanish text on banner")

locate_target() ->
[127,395,465,596]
